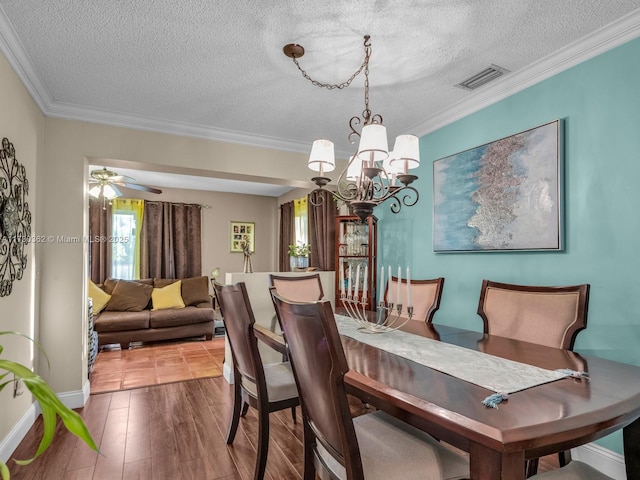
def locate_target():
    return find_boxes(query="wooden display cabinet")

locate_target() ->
[335,215,377,311]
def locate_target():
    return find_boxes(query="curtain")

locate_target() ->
[308,190,337,271]
[279,201,294,272]
[88,198,111,284]
[111,198,144,279]
[141,201,202,279]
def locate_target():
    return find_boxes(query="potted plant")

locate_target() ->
[0,332,99,479]
[288,243,311,271]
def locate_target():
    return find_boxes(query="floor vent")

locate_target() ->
[455,64,510,90]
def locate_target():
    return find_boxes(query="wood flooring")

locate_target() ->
[8,340,559,479]
[90,337,225,394]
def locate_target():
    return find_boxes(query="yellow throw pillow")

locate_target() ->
[88,279,111,313]
[151,280,186,311]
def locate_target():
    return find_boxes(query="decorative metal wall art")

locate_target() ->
[0,138,31,296]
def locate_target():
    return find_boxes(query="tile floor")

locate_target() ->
[89,336,226,394]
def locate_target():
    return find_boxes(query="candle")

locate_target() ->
[347,265,352,298]
[379,266,384,305]
[406,267,412,308]
[340,265,345,296]
[354,264,360,299]
[397,266,402,306]
[388,265,393,304]
[363,265,368,299]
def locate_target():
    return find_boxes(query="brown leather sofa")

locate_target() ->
[92,276,215,349]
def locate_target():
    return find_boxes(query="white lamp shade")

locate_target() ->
[308,139,336,173]
[357,124,388,162]
[390,134,420,170]
[89,186,102,198]
[346,156,363,180]
[102,184,120,199]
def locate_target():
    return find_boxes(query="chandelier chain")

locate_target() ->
[290,35,371,91]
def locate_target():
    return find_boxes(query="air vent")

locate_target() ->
[455,64,510,91]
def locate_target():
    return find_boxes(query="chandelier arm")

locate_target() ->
[308,189,326,207]
[387,186,420,214]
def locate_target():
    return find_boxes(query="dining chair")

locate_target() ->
[270,288,470,480]
[385,276,445,323]
[268,273,326,354]
[269,273,325,302]
[530,460,613,479]
[477,279,590,350]
[476,279,590,476]
[214,281,299,480]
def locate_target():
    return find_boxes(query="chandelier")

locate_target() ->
[283,35,420,222]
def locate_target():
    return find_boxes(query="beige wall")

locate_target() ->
[0,52,45,446]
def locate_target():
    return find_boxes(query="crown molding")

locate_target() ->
[410,9,640,136]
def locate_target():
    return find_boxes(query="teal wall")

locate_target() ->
[378,37,640,454]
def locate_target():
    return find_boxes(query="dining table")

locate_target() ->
[332,313,640,480]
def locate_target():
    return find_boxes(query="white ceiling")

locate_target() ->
[2,1,640,195]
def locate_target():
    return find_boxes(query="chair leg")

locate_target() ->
[226,381,242,444]
[291,406,297,423]
[525,458,539,478]
[558,449,571,467]
[241,400,250,417]
[254,406,270,480]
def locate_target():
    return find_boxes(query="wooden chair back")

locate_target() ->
[477,279,590,349]
[269,273,324,302]
[214,281,265,395]
[385,277,445,323]
[270,289,365,479]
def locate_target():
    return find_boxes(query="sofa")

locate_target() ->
[88,276,215,349]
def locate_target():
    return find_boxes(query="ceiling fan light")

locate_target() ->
[102,184,119,199]
[308,139,336,173]
[390,134,420,170]
[89,186,102,198]
[357,124,388,162]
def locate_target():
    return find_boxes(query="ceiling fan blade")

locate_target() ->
[119,182,163,194]
[111,174,136,183]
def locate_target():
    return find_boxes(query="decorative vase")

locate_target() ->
[290,256,309,271]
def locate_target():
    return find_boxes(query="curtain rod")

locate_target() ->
[144,200,211,208]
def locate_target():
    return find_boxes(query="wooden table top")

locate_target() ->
[338,318,640,479]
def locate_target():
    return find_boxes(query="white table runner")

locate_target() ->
[336,315,569,394]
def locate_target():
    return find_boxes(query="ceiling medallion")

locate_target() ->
[283,35,420,222]
[0,137,31,297]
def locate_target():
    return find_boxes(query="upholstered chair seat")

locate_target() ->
[530,460,613,479]
[241,362,298,402]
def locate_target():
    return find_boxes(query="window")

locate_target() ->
[110,199,144,279]
[294,197,308,247]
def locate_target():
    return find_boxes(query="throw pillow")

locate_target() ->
[181,276,210,306]
[105,280,154,312]
[154,278,179,288]
[88,279,111,313]
[151,280,186,311]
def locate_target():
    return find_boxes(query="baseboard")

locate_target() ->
[223,362,234,384]
[0,402,39,463]
[573,443,626,479]
[0,385,88,463]
[57,385,88,410]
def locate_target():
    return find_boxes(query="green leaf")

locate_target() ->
[0,332,100,477]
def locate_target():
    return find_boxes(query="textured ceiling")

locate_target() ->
[1,1,640,194]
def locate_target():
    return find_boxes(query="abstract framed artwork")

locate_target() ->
[230,221,255,253]
[433,120,563,252]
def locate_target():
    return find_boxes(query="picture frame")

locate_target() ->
[230,221,255,253]
[433,119,562,252]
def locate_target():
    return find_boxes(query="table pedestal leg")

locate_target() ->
[470,443,524,480]
[624,416,640,479]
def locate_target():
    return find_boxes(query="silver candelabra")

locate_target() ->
[341,293,413,333]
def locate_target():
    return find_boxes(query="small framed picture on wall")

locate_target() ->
[230,221,255,253]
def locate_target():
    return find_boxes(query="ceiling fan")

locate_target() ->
[89,167,162,207]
